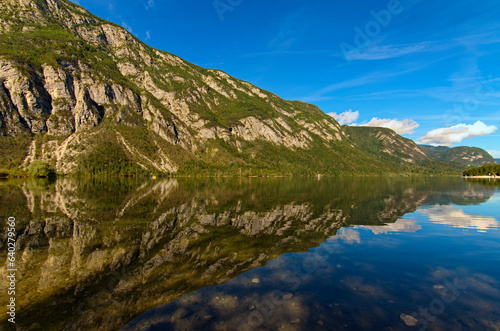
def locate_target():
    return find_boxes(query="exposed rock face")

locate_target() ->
[232,116,311,148]
[0,0,351,173]
[0,76,27,135]
[343,126,429,167]
[0,59,52,133]
[372,129,427,163]
[0,0,443,175]
[419,145,497,167]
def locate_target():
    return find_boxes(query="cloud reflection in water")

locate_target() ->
[422,205,499,231]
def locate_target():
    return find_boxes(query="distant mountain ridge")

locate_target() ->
[419,145,496,167]
[0,0,466,175]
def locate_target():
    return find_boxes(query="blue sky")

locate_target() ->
[73,0,500,157]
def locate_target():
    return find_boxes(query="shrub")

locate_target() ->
[27,160,56,178]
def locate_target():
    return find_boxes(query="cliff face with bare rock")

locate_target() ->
[0,0,462,175]
[419,145,497,167]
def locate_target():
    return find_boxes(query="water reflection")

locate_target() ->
[422,205,499,231]
[335,218,423,245]
[0,177,498,330]
[362,219,422,235]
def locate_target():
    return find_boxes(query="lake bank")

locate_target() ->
[463,176,498,179]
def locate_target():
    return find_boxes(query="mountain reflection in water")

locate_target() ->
[0,177,499,331]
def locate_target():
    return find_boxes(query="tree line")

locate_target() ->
[463,164,500,176]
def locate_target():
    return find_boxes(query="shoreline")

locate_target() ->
[463,176,498,179]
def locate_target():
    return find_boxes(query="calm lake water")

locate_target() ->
[0,177,499,330]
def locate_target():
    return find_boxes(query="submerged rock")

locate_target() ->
[400,313,419,327]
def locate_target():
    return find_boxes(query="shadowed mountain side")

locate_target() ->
[342,126,464,175]
[419,145,497,167]
[0,0,464,176]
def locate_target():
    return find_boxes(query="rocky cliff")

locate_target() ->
[343,126,427,163]
[419,145,497,167]
[0,0,459,175]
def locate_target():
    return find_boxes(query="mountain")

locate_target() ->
[0,0,460,176]
[343,126,427,163]
[496,159,500,164]
[419,145,497,167]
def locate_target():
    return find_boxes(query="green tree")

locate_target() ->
[27,160,56,178]
[463,164,500,176]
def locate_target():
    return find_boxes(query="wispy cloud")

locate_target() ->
[343,33,500,61]
[145,30,151,41]
[346,41,437,61]
[341,89,423,101]
[268,31,297,50]
[241,49,333,58]
[121,21,133,33]
[418,121,498,146]
[361,118,420,135]
[302,65,422,102]
[145,0,155,10]
[336,64,500,109]
[268,9,308,50]
[328,109,359,125]
[303,34,500,102]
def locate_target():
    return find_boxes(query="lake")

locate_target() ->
[1,177,499,330]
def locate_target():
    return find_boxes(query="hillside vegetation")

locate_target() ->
[0,0,471,177]
[420,145,496,168]
[463,164,500,176]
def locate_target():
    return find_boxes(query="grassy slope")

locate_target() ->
[344,126,463,175]
[0,1,465,176]
[420,145,496,167]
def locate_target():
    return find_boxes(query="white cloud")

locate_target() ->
[328,109,359,125]
[145,31,151,41]
[487,150,500,158]
[418,121,498,146]
[361,118,420,135]
[422,205,499,231]
[146,0,155,10]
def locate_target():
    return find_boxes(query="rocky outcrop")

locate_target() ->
[374,129,427,162]
[419,145,497,167]
[343,126,428,165]
[0,60,52,133]
[0,0,446,175]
